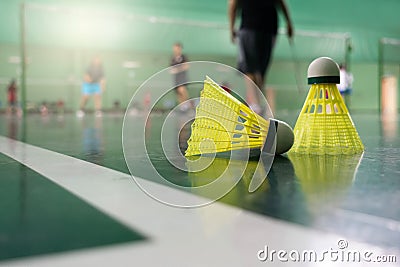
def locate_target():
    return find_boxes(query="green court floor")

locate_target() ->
[0,111,399,265]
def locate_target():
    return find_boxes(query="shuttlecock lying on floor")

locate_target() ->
[185,76,294,157]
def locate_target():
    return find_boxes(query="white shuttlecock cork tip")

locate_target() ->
[307,57,340,84]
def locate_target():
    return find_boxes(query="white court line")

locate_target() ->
[0,135,399,267]
[334,209,400,233]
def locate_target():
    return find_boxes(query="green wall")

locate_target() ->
[0,0,399,112]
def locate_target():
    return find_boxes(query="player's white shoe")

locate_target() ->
[76,110,85,118]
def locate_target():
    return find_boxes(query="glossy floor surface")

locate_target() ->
[0,111,399,266]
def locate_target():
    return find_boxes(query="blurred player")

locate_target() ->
[228,0,293,113]
[6,79,22,116]
[338,63,354,99]
[170,42,191,111]
[77,57,106,118]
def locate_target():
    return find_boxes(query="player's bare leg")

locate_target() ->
[80,95,90,110]
[77,95,90,117]
[176,85,191,111]
[245,73,262,114]
[94,93,102,117]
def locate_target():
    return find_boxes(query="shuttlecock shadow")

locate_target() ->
[187,155,312,225]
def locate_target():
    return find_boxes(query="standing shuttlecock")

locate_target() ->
[289,57,364,155]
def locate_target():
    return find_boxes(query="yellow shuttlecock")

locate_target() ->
[185,76,294,157]
[289,57,364,155]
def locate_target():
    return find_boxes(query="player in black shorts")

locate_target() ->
[228,0,293,112]
[170,42,191,111]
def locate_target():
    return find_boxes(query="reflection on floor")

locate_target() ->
[0,112,399,266]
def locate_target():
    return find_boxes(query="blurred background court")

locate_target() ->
[0,0,398,114]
